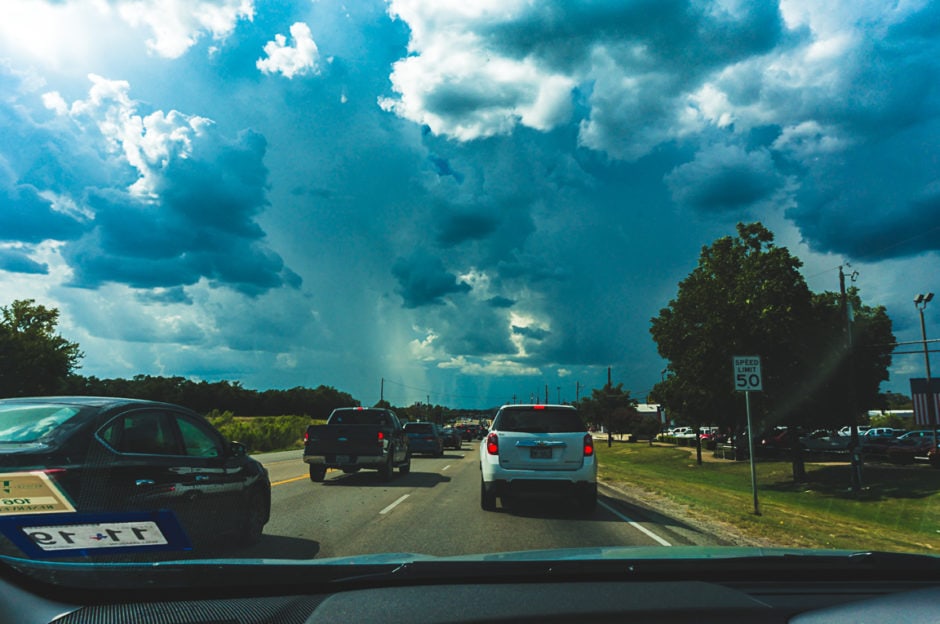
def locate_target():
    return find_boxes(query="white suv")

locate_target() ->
[480,404,597,512]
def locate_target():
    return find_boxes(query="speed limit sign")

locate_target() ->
[732,356,762,392]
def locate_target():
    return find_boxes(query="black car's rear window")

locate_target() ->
[404,423,434,433]
[494,408,585,433]
[328,409,392,426]
[0,405,81,442]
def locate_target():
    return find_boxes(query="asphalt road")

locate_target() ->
[229,442,725,560]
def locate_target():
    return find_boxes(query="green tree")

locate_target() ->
[577,383,637,447]
[650,223,814,433]
[0,299,83,397]
[649,223,894,479]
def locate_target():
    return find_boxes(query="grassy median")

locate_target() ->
[598,441,940,553]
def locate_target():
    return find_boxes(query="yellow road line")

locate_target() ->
[271,474,310,486]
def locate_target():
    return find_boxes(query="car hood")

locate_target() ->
[4,545,939,593]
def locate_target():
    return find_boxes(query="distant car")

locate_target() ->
[455,424,474,441]
[441,427,462,450]
[404,422,445,456]
[837,425,871,437]
[862,427,901,438]
[480,404,597,512]
[0,396,271,548]
[885,430,940,464]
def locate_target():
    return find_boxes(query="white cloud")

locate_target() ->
[117,0,254,58]
[256,22,321,79]
[380,1,574,140]
[50,75,211,197]
[438,355,540,377]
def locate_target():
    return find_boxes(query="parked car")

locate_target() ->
[837,426,871,437]
[859,428,903,458]
[885,430,940,464]
[404,422,445,456]
[0,396,271,549]
[441,427,462,450]
[862,427,902,439]
[480,404,596,512]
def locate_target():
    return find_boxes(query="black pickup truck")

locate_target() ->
[303,407,411,481]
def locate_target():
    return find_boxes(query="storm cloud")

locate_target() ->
[0,0,937,407]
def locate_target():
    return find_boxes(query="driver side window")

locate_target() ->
[100,411,179,455]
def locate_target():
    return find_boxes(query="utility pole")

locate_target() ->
[840,265,863,491]
[380,377,384,403]
[915,293,937,456]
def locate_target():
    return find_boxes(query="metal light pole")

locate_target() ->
[915,293,936,454]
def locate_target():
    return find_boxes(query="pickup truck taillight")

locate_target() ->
[304,431,309,443]
[583,433,594,457]
[377,431,385,441]
[486,432,499,455]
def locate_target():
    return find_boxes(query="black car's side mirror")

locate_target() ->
[229,441,248,457]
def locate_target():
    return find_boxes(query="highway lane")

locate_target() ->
[230,442,724,560]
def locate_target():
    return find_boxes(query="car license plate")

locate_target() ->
[530,447,552,459]
[335,455,350,464]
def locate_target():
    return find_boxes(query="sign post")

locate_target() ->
[733,356,762,516]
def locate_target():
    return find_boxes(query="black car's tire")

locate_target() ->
[399,451,411,474]
[480,480,496,511]
[239,487,267,545]
[309,465,327,482]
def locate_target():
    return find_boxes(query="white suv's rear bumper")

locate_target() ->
[480,453,597,489]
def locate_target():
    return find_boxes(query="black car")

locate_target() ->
[0,396,271,551]
[440,427,462,450]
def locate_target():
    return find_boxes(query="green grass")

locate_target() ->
[598,442,940,553]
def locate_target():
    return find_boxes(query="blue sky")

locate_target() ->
[1,0,938,409]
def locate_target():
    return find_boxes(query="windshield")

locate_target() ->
[1,0,939,595]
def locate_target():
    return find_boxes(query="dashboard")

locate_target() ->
[2,571,938,623]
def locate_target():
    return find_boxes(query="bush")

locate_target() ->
[206,413,312,453]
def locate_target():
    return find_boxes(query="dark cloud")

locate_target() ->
[391,250,471,308]
[486,0,785,72]
[136,287,193,305]
[0,248,48,275]
[434,208,501,246]
[59,129,300,296]
[487,296,515,308]
[445,316,516,356]
[428,155,464,183]
[512,324,549,340]
[0,183,87,244]
[665,144,782,212]
[787,121,940,260]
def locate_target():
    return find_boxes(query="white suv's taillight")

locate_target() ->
[583,433,594,457]
[486,432,499,455]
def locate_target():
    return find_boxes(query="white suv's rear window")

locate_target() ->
[494,408,585,433]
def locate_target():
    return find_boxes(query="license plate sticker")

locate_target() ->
[530,447,552,459]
